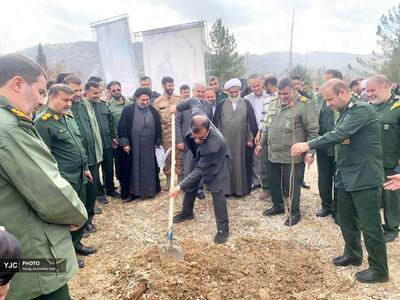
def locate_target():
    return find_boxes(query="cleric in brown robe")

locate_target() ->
[118,88,162,202]
[213,78,258,197]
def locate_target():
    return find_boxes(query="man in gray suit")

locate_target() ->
[170,114,230,244]
[174,83,213,199]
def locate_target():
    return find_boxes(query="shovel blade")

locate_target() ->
[159,243,184,263]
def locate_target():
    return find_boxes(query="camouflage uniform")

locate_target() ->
[154,94,184,176]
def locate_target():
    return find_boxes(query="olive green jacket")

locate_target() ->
[34,107,89,185]
[372,94,400,169]
[260,95,319,164]
[81,98,103,163]
[90,99,115,150]
[309,99,384,191]
[0,96,87,300]
[108,96,133,140]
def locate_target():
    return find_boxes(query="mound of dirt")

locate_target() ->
[107,238,354,300]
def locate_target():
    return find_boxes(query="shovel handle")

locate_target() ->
[167,113,176,240]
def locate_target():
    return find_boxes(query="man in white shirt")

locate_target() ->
[245,74,271,190]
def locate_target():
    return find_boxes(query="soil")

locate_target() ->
[70,165,400,299]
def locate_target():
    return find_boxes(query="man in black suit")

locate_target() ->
[169,114,230,244]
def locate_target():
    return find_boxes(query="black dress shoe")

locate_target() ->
[384,231,398,242]
[96,195,109,204]
[197,192,206,200]
[355,269,389,283]
[77,256,85,269]
[75,243,97,256]
[263,206,285,216]
[122,195,135,204]
[86,223,97,233]
[332,256,362,267]
[173,213,195,223]
[301,180,310,189]
[107,190,121,198]
[284,214,301,226]
[93,206,102,214]
[251,184,262,191]
[316,208,331,217]
[214,230,229,244]
[82,231,90,239]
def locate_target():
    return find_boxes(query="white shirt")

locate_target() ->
[244,90,268,129]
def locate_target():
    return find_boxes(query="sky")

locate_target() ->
[0,0,399,55]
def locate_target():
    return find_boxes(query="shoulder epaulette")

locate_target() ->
[40,112,52,121]
[299,96,308,103]
[390,100,400,111]
[351,92,362,100]
[6,106,32,122]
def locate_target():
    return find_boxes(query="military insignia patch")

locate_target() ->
[40,112,52,121]
[390,101,400,111]
[53,114,60,121]
[342,138,351,145]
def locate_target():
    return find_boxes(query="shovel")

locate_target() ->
[159,112,184,263]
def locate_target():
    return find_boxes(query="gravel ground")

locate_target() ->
[70,164,400,299]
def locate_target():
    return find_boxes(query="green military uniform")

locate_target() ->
[216,90,227,103]
[34,107,89,249]
[90,99,116,195]
[108,96,133,179]
[71,98,101,224]
[372,94,400,237]
[308,98,388,278]
[315,93,338,215]
[260,95,319,216]
[259,93,278,192]
[0,96,87,300]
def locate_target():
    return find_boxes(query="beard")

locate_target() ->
[369,95,386,105]
[113,93,122,99]
[228,95,240,102]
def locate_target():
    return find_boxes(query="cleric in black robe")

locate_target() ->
[213,79,258,196]
[118,88,162,202]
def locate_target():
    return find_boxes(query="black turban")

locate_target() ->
[134,87,152,98]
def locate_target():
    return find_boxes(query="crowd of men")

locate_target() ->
[1,52,400,299]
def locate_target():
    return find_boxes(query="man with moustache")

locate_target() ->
[35,84,97,268]
[154,76,183,190]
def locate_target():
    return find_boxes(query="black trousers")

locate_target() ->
[270,162,304,215]
[181,178,229,232]
[99,148,115,194]
[86,164,99,223]
[316,151,337,213]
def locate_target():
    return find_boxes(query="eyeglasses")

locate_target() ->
[111,89,121,93]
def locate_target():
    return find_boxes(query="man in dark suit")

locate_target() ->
[169,114,230,244]
[175,83,213,199]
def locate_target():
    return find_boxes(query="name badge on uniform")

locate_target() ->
[383,124,390,130]
[342,138,350,145]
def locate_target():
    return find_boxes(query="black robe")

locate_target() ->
[213,99,258,195]
[118,104,162,199]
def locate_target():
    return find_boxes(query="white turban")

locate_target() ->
[224,78,242,90]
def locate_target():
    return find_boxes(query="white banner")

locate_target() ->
[142,24,206,93]
[93,17,139,96]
